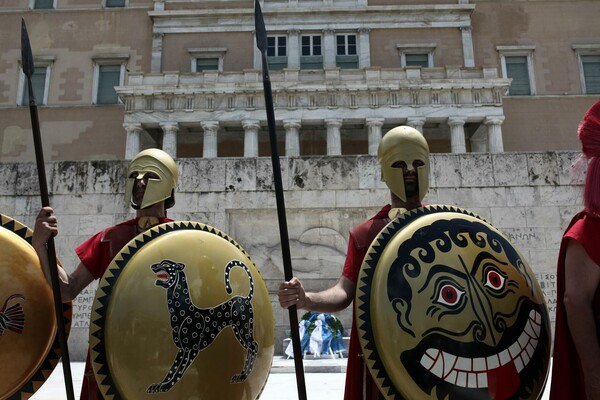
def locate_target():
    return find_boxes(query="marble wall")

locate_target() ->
[0,151,582,359]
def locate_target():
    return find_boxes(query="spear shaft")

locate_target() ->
[21,18,76,400]
[254,2,307,399]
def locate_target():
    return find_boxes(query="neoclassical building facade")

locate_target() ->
[1,0,598,162]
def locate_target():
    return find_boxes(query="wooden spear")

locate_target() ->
[21,17,76,400]
[254,1,308,399]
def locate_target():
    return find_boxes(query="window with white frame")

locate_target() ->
[105,0,126,7]
[397,44,436,68]
[301,35,323,69]
[18,57,53,106]
[336,34,358,69]
[573,45,600,95]
[189,48,226,72]
[32,0,54,9]
[267,35,287,71]
[92,56,128,104]
[497,45,536,96]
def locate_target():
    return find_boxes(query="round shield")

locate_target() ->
[356,205,551,400]
[90,221,274,400]
[0,213,72,399]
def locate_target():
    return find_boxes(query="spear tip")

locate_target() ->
[254,0,267,53]
[21,18,35,78]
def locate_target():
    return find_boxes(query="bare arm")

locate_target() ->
[278,275,356,314]
[564,238,600,400]
[32,207,94,302]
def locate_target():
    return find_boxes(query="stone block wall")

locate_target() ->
[0,152,582,360]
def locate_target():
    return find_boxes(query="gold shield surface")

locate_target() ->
[0,214,72,400]
[356,205,551,400]
[90,221,274,400]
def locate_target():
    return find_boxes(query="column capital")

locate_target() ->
[283,119,301,129]
[242,120,261,130]
[485,116,505,126]
[325,118,343,128]
[201,120,219,131]
[159,121,179,131]
[123,122,144,132]
[448,117,467,127]
[365,117,384,128]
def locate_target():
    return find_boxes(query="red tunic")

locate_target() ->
[74,217,171,400]
[549,210,600,400]
[342,205,391,400]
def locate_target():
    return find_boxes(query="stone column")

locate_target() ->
[358,29,371,69]
[366,118,384,156]
[323,29,336,68]
[201,121,219,158]
[283,120,301,156]
[242,120,260,157]
[325,119,342,155]
[124,123,143,160]
[288,30,300,69]
[160,122,178,158]
[485,117,505,153]
[406,117,426,133]
[460,27,475,68]
[151,32,164,73]
[448,117,467,154]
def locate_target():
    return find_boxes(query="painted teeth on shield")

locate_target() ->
[468,373,477,388]
[420,352,435,370]
[473,357,486,372]
[431,355,445,378]
[442,352,457,377]
[477,372,488,388]
[419,309,543,387]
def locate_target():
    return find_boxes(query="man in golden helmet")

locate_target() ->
[378,125,430,207]
[32,148,178,400]
[278,126,431,399]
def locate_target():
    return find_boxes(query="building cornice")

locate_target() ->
[149,5,475,33]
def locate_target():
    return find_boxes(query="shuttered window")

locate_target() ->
[105,0,126,7]
[21,66,47,106]
[33,0,54,9]
[196,58,219,72]
[97,65,121,104]
[405,53,429,68]
[505,56,531,96]
[267,36,287,71]
[582,55,600,94]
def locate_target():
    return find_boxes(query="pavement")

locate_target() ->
[30,356,552,399]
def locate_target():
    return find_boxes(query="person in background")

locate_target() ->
[550,101,600,400]
[32,148,178,400]
[278,126,430,399]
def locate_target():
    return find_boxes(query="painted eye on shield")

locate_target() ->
[484,269,506,291]
[436,284,465,307]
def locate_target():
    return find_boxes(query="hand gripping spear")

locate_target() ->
[254,1,308,399]
[21,18,76,400]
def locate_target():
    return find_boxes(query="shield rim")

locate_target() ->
[0,213,73,400]
[89,220,267,400]
[355,204,494,400]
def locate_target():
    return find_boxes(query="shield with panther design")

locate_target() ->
[0,213,72,399]
[356,205,551,400]
[90,221,274,400]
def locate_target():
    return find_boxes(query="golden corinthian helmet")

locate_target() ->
[377,126,430,203]
[124,148,178,210]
